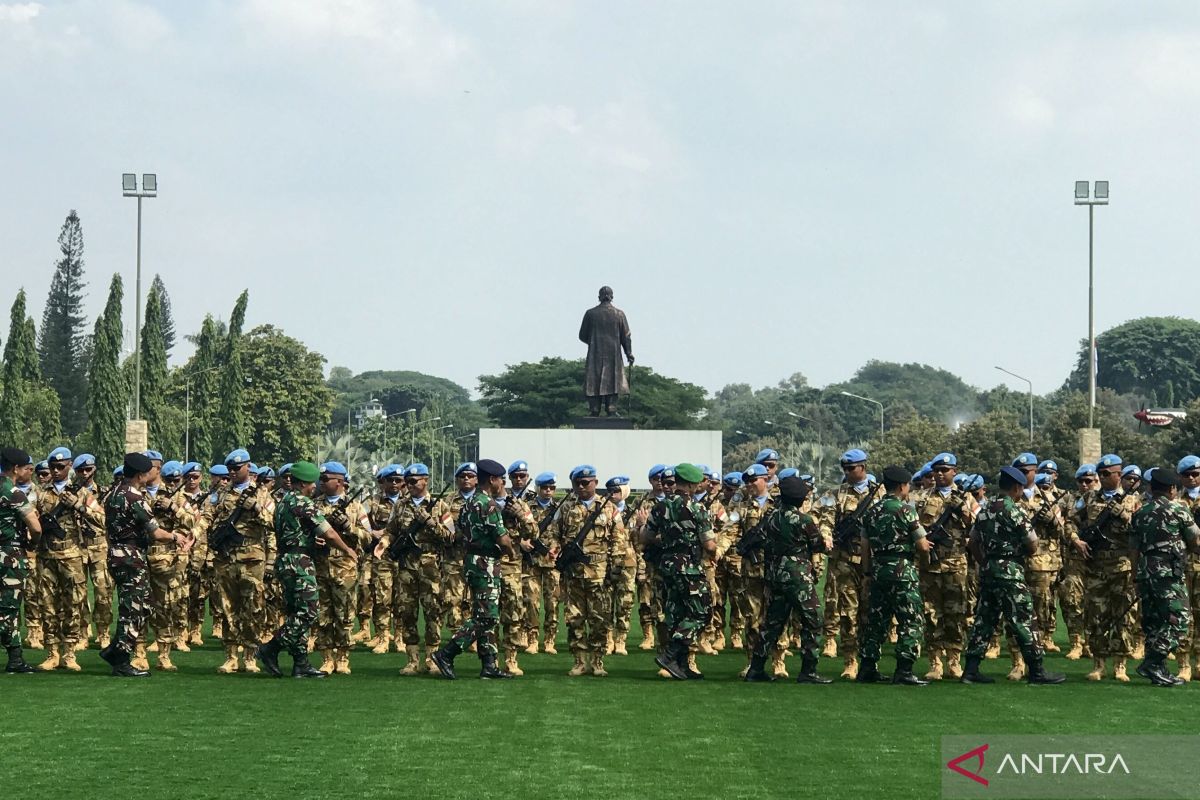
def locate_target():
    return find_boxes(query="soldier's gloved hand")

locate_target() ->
[239,496,259,513]
[328,511,349,531]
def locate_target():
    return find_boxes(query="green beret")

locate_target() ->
[290,461,319,483]
[674,463,704,484]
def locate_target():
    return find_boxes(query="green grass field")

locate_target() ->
[8,617,1199,800]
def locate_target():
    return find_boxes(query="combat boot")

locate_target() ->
[98,634,111,650]
[924,650,944,681]
[1006,650,1025,681]
[25,628,43,650]
[639,628,656,651]
[353,627,372,645]
[1023,650,1065,684]
[592,654,610,677]
[840,654,859,680]
[174,636,191,653]
[1113,656,1130,683]
[714,631,726,651]
[74,639,88,652]
[156,642,176,672]
[945,650,963,680]
[292,651,326,678]
[131,643,149,672]
[893,657,929,686]
[542,639,558,655]
[504,648,524,677]
[189,627,204,647]
[1132,639,1145,660]
[37,644,61,672]
[112,659,151,678]
[334,649,351,675]
[821,638,838,658]
[681,652,702,680]
[568,652,591,677]
[1043,638,1061,653]
[242,646,260,674]
[5,645,34,674]
[523,635,539,655]
[371,632,391,655]
[795,655,832,684]
[479,653,511,679]
[430,642,462,680]
[729,631,744,650]
[316,649,335,675]
[743,653,774,682]
[211,620,223,639]
[613,633,629,656]
[697,636,717,656]
[1064,635,1083,660]
[147,641,158,653]
[1085,657,1106,681]
[256,638,283,677]
[771,650,789,678]
[855,658,886,683]
[655,642,688,681]
[399,645,422,676]
[217,645,240,674]
[985,639,1001,659]
[1176,654,1192,682]
[605,630,614,655]
[960,654,994,684]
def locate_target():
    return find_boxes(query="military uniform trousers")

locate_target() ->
[370,555,397,638]
[1057,555,1087,642]
[610,566,636,641]
[757,555,820,661]
[660,563,710,647]
[185,537,211,635]
[861,570,924,663]
[315,557,358,651]
[731,561,766,654]
[823,550,864,656]
[148,544,186,644]
[276,552,319,657]
[215,544,266,650]
[1084,554,1136,658]
[521,562,560,645]
[499,559,525,650]
[448,572,501,657]
[1176,555,1200,658]
[108,545,150,657]
[1139,572,1190,659]
[394,552,443,648]
[23,550,42,639]
[356,552,375,628]
[1026,569,1058,641]
[918,557,969,655]
[81,539,114,639]
[263,560,284,634]
[966,571,1040,659]
[0,543,29,648]
[638,559,665,632]
[38,551,86,647]
[715,554,740,639]
[442,550,467,629]
[563,565,611,655]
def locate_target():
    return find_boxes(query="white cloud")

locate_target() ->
[0,2,42,24]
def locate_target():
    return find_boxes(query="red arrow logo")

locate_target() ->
[947,743,989,786]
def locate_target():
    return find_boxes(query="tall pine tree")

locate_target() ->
[38,210,88,435]
[186,314,222,463]
[0,289,60,451]
[84,275,128,473]
[215,291,249,459]
[151,274,176,358]
[139,281,174,451]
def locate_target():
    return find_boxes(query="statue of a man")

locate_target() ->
[578,286,634,417]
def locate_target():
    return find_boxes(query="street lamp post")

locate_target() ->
[382,408,416,463]
[431,424,453,488]
[995,365,1034,446]
[122,173,157,419]
[184,365,222,463]
[410,416,443,466]
[840,391,884,439]
[1075,180,1109,428]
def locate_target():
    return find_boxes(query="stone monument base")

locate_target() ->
[574,416,635,431]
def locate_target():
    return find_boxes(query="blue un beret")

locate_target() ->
[606,475,630,490]
[659,466,676,480]
[278,463,293,477]
[455,462,478,477]
[1037,459,1059,474]
[112,465,124,477]
[723,472,744,487]
[47,446,73,463]
[930,452,957,469]
[965,474,985,492]
[1034,472,1051,487]
[508,460,529,475]
[143,449,163,462]
[840,449,867,466]
[36,460,49,471]
[744,464,769,478]
[257,466,276,479]
[224,448,251,467]
[777,467,799,480]
[376,464,402,480]
[405,463,431,478]
[160,460,184,479]
[535,471,556,487]
[648,464,666,479]
[72,453,96,470]
[1121,465,1141,479]
[320,461,348,477]
[1178,455,1200,474]
[953,473,969,488]
[181,461,202,475]
[1011,452,1038,468]
[755,448,780,464]
[1074,464,1097,479]
[570,464,598,481]
[209,464,229,477]
[1097,453,1123,469]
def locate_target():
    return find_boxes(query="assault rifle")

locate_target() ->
[833,483,881,551]
[555,497,608,575]
[733,505,778,565]
[521,497,562,566]
[1078,495,1121,553]
[384,485,450,561]
[210,488,261,557]
[320,486,367,553]
[38,486,81,542]
[926,491,969,566]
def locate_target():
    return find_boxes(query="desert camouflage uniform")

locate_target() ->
[200,481,276,655]
[363,492,397,645]
[21,484,42,647]
[553,494,623,664]
[522,496,562,649]
[727,493,774,662]
[0,477,33,651]
[1014,487,1065,661]
[756,504,827,663]
[699,492,729,649]
[818,482,882,667]
[1130,496,1198,660]
[314,494,368,657]
[182,489,209,641]
[1073,489,1142,660]
[915,486,978,673]
[647,495,714,648]
[965,497,1042,658]
[145,485,195,647]
[1057,488,1088,651]
[498,493,537,660]
[381,492,453,656]
[105,483,160,659]
[442,491,473,630]
[35,483,102,652]
[631,493,667,642]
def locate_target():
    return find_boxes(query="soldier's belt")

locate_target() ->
[281,546,317,557]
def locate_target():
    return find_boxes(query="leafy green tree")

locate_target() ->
[1163,397,1200,467]
[949,411,1031,481]
[0,289,44,444]
[139,281,178,452]
[1065,317,1200,404]
[1039,392,1167,478]
[825,361,980,440]
[241,325,335,465]
[215,291,250,459]
[83,275,128,473]
[869,415,954,474]
[182,315,223,464]
[150,274,176,357]
[37,210,88,435]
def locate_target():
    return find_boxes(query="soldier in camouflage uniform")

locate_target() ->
[70,454,112,650]
[604,475,637,656]
[257,461,357,678]
[377,462,453,674]
[642,463,716,680]
[914,453,978,680]
[553,464,623,676]
[1,448,42,673]
[256,466,283,644]
[144,458,196,671]
[630,465,669,651]
[33,447,102,672]
[713,471,744,651]
[204,463,231,641]
[1129,469,1199,686]
[1072,453,1142,682]
[1172,455,1200,681]
[744,476,832,683]
[443,463,478,632]
[314,461,369,674]
[522,472,562,654]
[960,467,1065,685]
[695,466,729,655]
[180,462,209,647]
[22,463,48,649]
[100,453,193,677]
[431,459,517,680]
[726,463,777,675]
[363,465,403,653]
[818,449,881,679]
[856,466,929,685]
[1059,463,1098,659]
[200,449,276,674]
[497,460,538,675]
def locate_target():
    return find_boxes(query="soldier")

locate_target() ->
[205,463,231,641]
[756,449,781,496]
[914,452,979,681]
[818,449,881,679]
[913,463,935,497]
[695,466,729,655]
[180,461,209,647]
[23,461,49,650]
[604,475,637,656]
[1059,463,1097,660]
[33,446,102,672]
[727,463,780,676]
[960,467,1066,685]
[714,471,743,651]
[522,471,562,654]
[443,463,478,632]
[1,447,42,673]
[1122,465,1143,496]
[364,464,403,654]
[376,463,453,675]
[71,453,112,650]
[99,453,193,677]
[257,461,358,678]
[256,465,283,643]
[314,461,369,674]
[143,457,195,671]
[1174,454,1200,681]
[430,458,517,680]
[633,464,668,650]
[855,466,929,685]
[744,475,832,683]
[497,460,538,675]
[1129,469,1199,686]
[202,449,275,674]
[554,464,623,676]
[1072,453,1142,681]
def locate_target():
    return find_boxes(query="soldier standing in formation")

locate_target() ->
[1172,455,1200,681]
[497,460,538,675]
[71,453,112,651]
[522,471,561,654]
[605,475,638,656]
[2,448,42,673]
[363,464,402,653]
[443,463,477,632]
[314,461,369,674]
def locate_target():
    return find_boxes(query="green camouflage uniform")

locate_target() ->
[105,483,160,657]
[755,504,826,661]
[646,495,714,646]
[1174,490,1200,660]
[860,496,925,663]
[272,491,325,656]
[447,493,506,657]
[1130,497,1198,658]
[1073,489,1142,658]
[0,476,32,649]
[965,497,1041,658]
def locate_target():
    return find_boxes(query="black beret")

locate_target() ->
[477,459,506,479]
[123,452,153,475]
[881,465,911,485]
[1151,469,1181,490]
[1,447,32,471]
[998,465,1027,488]
[778,476,811,504]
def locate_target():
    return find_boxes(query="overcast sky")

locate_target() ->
[3,1,1198,400]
